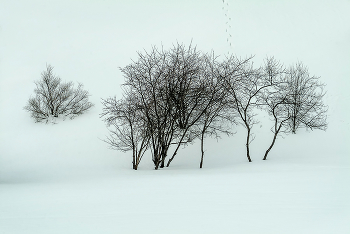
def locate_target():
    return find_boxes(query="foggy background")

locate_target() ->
[0,0,349,179]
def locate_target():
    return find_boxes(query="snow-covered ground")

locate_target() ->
[1,0,349,233]
[1,158,349,234]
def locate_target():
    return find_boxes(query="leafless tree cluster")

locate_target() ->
[24,65,94,122]
[101,43,328,170]
[261,58,328,160]
[101,44,234,170]
[218,56,285,162]
[101,96,149,170]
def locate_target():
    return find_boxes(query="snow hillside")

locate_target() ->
[1,0,350,233]
[0,159,349,234]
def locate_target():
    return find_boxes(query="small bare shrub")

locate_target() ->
[24,65,94,122]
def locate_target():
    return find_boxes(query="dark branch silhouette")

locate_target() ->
[261,59,328,160]
[24,65,94,122]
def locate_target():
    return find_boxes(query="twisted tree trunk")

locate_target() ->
[263,131,278,160]
[245,127,252,162]
[199,130,205,168]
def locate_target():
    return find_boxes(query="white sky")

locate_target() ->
[1,0,349,93]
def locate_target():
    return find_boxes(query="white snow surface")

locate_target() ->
[1,0,349,233]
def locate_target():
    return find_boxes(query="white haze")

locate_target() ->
[0,0,349,233]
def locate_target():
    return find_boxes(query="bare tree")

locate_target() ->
[122,43,219,169]
[164,48,230,168]
[162,44,207,168]
[221,55,277,162]
[121,45,179,169]
[260,58,290,160]
[195,54,235,168]
[261,59,328,160]
[24,65,94,122]
[101,94,149,170]
[108,43,238,169]
[285,62,328,134]
[196,98,234,168]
